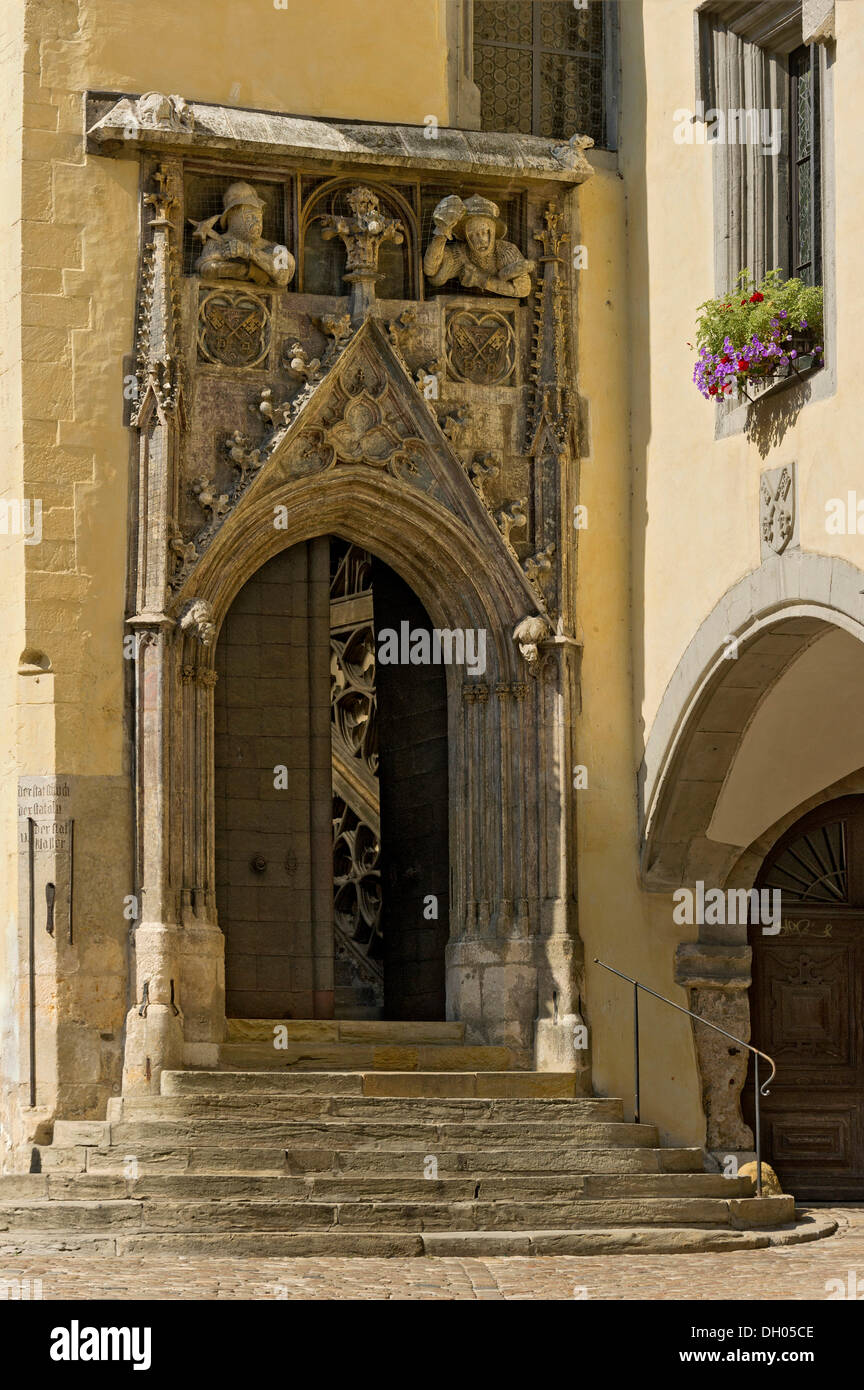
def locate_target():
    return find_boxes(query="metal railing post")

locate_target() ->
[633,981,640,1125]
[28,816,36,1108]
[754,1053,762,1197]
[594,957,775,1200]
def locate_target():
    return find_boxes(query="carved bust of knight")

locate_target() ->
[423,194,533,299]
[191,181,295,288]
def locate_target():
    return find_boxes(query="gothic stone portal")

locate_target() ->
[122,150,589,1092]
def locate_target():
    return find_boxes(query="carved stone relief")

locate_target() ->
[330,543,383,1011]
[190,181,294,288]
[550,132,595,176]
[513,614,552,672]
[445,306,516,384]
[760,463,796,558]
[117,91,195,135]
[424,194,534,299]
[179,598,216,646]
[197,289,271,367]
[320,185,404,323]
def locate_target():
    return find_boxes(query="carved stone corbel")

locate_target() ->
[498,499,528,549]
[802,0,834,43]
[550,132,594,178]
[179,598,216,647]
[513,614,552,673]
[468,451,500,508]
[523,543,555,589]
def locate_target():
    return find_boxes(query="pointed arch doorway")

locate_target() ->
[213,534,449,1022]
[746,795,864,1199]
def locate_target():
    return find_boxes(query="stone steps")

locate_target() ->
[37,1144,708,1176]
[0,1171,757,1201]
[0,1193,795,1233]
[162,1069,586,1098]
[104,1094,625,1124]
[56,1117,661,1148]
[217,1018,519,1075]
[3,1055,832,1256]
[225,1020,466,1044]
[217,1043,516,1072]
[0,1225,832,1258]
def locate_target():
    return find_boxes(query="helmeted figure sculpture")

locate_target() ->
[191,181,295,287]
[423,194,533,299]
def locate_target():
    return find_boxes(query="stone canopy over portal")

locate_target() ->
[108,93,591,1093]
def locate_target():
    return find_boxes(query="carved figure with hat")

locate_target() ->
[190,181,295,288]
[424,193,533,298]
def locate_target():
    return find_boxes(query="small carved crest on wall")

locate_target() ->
[196,288,272,368]
[760,462,797,557]
[445,306,516,386]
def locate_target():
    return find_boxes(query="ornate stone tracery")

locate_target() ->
[122,124,589,1085]
[330,542,384,1009]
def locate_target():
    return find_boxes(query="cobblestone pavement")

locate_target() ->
[1,1207,862,1300]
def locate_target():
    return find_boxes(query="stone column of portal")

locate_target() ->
[532,639,591,1086]
[122,624,184,1093]
[122,164,186,1093]
[179,661,226,1066]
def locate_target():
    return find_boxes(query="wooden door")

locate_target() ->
[747,797,864,1199]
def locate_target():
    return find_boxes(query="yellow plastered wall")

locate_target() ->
[576,141,706,1143]
[631,0,864,731]
[578,0,864,1147]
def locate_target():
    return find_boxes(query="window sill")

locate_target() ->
[713,359,831,440]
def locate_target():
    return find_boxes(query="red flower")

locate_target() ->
[741,299,747,305]
[750,291,765,303]
[720,354,731,364]
[737,359,748,371]
[708,385,718,396]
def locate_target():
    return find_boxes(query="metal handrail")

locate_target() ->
[593,958,777,1198]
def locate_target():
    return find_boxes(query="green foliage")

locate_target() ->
[695,269,823,356]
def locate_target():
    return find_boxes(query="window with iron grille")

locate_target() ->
[789,42,822,285]
[474,0,608,146]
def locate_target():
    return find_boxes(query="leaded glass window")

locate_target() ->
[789,42,822,285]
[474,0,607,145]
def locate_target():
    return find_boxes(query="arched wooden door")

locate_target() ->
[747,796,864,1199]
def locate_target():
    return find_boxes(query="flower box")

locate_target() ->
[692,270,824,404]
